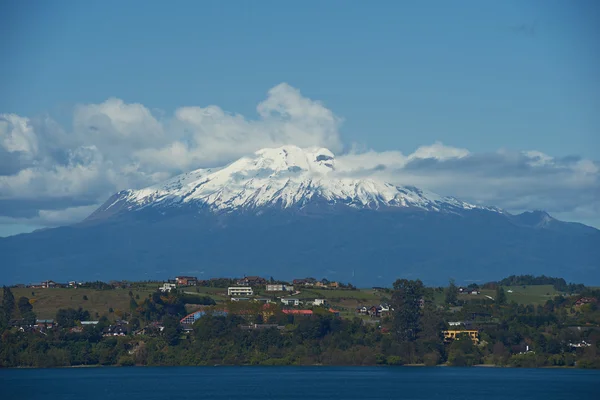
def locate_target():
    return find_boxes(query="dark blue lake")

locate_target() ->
[1,367,599,399]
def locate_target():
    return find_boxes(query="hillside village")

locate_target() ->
[1,274,599,368]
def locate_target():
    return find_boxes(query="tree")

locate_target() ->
[2,286,15,323]
[163,315,181,346]
[447,333,482,366]
[391,279,425,342]
[56,307,91,328]
[17,297,33,316]
[445,279,459,305]
[496,286,507,305]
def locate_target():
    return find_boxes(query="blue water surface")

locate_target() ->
[1,366,599,399]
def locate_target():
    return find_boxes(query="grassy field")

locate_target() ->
[433,284,565,306]
[182,286,229,301]
[502,284,562,305]
[4,285,231,320]
[453,285,563,305]
[5,287,156,320]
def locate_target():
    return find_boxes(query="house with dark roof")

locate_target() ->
[103,324,128,337]
[176,276,198,286]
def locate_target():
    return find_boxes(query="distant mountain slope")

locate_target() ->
[1,146,598,285]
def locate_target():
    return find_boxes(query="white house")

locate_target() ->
[231,297,250,302]
[228,287,254,296]
[313,299,326,306]
[266,284,294,292]
[448,321,463,327]
[159,283,176,292]
[281,298,300,306]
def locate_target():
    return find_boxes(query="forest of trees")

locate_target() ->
[0,277,599,368]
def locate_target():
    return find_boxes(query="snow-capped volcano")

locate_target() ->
[3,146,599,286]
[93,145,493,217]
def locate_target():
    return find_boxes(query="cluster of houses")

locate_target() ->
[9,318,56,333]
[293,278,340,288]
[27,280,81,289]
[356,304,393,318]
[158,275,347,294]
[575,297,598,308]
[22,280,135,289]
[266,284,294,292]
[458,287,481,295]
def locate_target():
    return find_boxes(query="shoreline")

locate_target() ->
[3,363,586,370]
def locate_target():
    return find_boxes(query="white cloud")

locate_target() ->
[0,83,598,230]
[408,141,469,161]
[335,147,599,225]
[0,114,38,155]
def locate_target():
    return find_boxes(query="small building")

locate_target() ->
[103,324,128,337]
[237,276,267,286]
[293,278,316,286]
[80,321,99,326]
[282,309,313,316]
[254,298,273,304]
[231,297,250,302]
[176,276,198,286]
[328,308,340,317]
[356,306,368,314]
[266,284,294,292]
[443,330,479,344]
[41,280,57,289]
[281,298,300,306]
[159,283,177,293]
[313,299,326,306]
[35,319,55,329]
[180,310,228,325]
[228,286,254,297]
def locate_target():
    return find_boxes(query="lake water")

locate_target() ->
[1,367,599,399]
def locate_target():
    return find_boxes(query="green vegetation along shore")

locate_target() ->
[1,275,599,368]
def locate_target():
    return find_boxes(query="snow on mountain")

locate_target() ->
[96,145,498,216]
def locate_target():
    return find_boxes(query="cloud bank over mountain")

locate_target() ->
[1,83,598,230]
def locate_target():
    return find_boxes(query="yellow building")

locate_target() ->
[443,330,479,344]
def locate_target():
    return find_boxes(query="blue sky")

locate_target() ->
[1,0,599,235]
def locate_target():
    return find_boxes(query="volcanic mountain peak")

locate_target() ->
[94,145,496,216]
